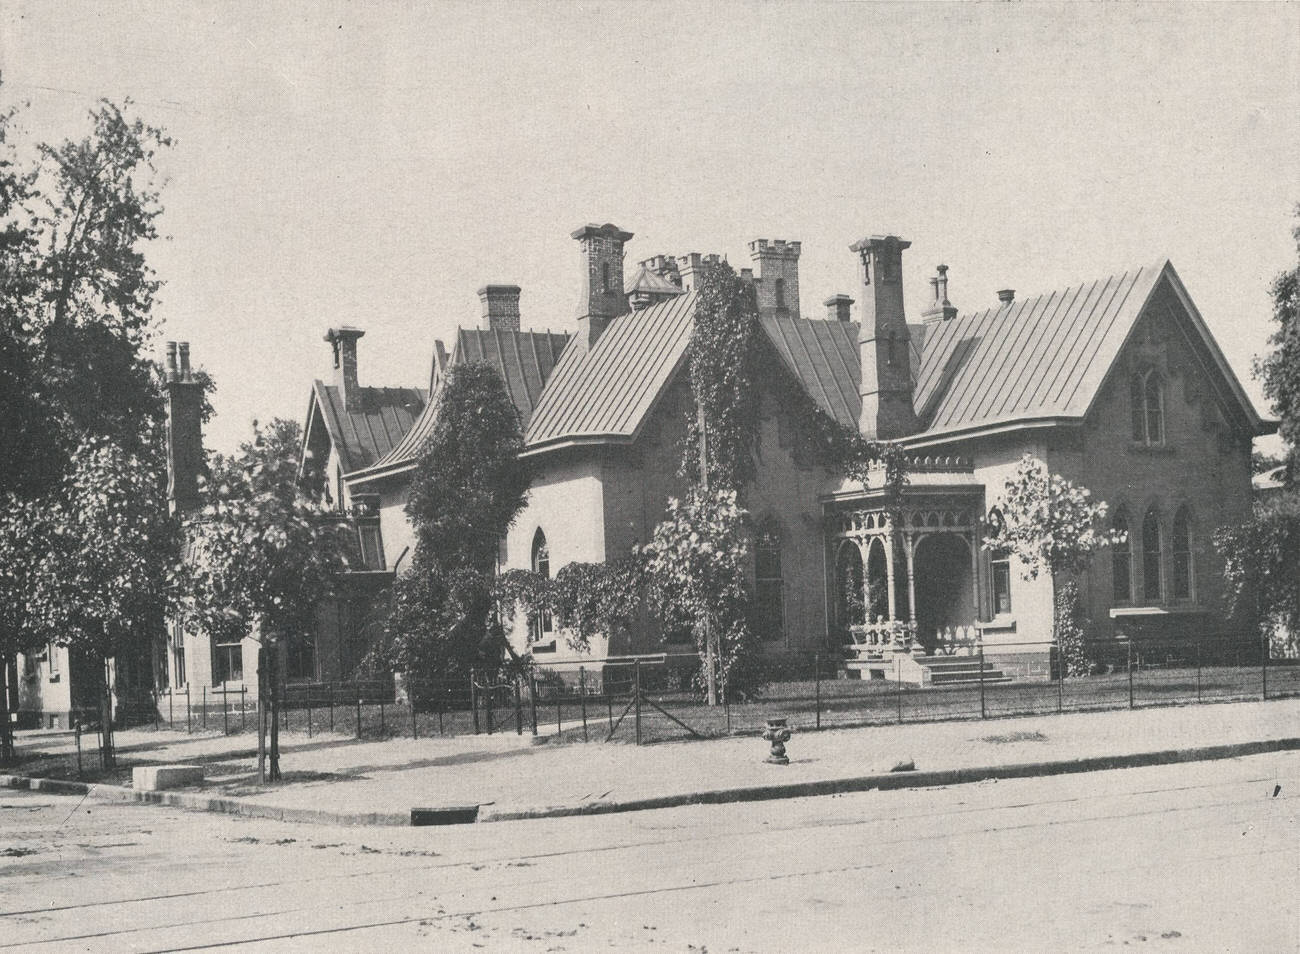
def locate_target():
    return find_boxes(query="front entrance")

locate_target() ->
[913,532,976,653]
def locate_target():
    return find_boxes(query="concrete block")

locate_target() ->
[133,765,205,791]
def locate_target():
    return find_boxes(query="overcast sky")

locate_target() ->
[3,2,1297,455]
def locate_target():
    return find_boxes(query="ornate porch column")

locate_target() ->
[968,528,982,617]
[884,531,897,622]
[904,532,917,622]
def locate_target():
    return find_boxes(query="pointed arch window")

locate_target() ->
[530,529,554,649]
[1172,505,1194,600]
[835,540,865,632]
[755,519,784,641]
[1142,507,1163,603]
[1111,507,1132,603]
[1131,370,1165,446]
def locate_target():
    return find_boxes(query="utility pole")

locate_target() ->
[697,400,719,707]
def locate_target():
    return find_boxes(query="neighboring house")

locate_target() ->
[328,223,1274,685]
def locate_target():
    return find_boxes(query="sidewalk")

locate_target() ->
[6,698,1299,825]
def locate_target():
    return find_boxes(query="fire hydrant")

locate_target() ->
[762,718,792,765]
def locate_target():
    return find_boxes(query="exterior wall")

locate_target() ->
[376,481,415,571]
[13,646,75,728]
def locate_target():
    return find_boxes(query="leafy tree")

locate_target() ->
[379,363,529,682]
[0,496,52,763]
[1215,494,1300,658]
[28,440,177,767]
[1256,206,1300,486]
[180,418,351,781]
[984,454,1124,676]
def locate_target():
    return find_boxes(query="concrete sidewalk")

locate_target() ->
[6,698,1298,825]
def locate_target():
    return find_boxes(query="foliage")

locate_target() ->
[494,554,647,655]
[1215,492,1300,657]
[380,363,530,679]
[0,94,174,499]
[984,455,1125,581]
[0,494,53,761]
[1255,206,1300,486]
[1053,581,1090,678]
[179,419,351,651]
[643,488,764,700]
[680,260,761,491]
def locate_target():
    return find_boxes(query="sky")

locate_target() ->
[2,2,1297,455]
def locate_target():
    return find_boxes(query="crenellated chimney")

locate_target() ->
[921,264,958,325]
[572,223,633,349]
[675,252,725,293]
[824,294,854,323]
[997,288,1015,305]
[477,284,522,331]
[324,326,365,412]
[164,340,204,516]
[850,235,919,440]
[749,238,801,319]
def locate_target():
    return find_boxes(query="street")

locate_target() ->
[1,752,1296,953]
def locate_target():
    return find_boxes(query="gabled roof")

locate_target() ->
[625,264,686,297]
[306,383,427,473]
[351,327,570,481]
[524,290,698,451]
[759,314,860,430]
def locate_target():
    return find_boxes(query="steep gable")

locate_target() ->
[303,381,427,474]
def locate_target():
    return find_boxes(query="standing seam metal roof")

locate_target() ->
[312,383,427,473]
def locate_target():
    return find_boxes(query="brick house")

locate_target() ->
[304,222,1273,686]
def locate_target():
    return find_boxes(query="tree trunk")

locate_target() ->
[256,646,266,784]
[265,648,281,782]
[100,656,115,769]
[0,653,14,764]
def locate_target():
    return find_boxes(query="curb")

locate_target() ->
[6,736,1299,828]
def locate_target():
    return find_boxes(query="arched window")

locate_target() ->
[1131,370,1165,445]
[1172,505,1194,600]
[755,519,784,641]
[774,278,786,309]
[601,261,611,292]
[1112,507,1132,603]
[530,529,554,648]
[1142,507,1162,603]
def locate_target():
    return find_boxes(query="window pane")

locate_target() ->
[1113,550,1131,602]
[1145,375,1163,444]
[992,560,1012,615]
[756,580,784,640]
[1131,376,1146,441]
[1172,508,1192,599]
[1142,512,1162,602]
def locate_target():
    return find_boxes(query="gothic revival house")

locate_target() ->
[293,222,1271,686]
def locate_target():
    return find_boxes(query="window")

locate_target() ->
[835,540,865,630]
[46,641,59,678]
[1172,506,1193,600]
[357,522,384,570]
[286,637,317,683]
[1131,370,1165,445]
[991,557,1013,616]
[530,529,554,651]
[601,262,611,292]
[774,278,786,309]
[1112,507,1132,603]
[1142,507,1162,603]
[213,639,243,685]
[754,520,784,641]
[172,622,187,688]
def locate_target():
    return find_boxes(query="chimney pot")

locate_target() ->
[477,284,522,332]
[824,294,854,323]
[178,342,191,380]
[998,288,1016,304]
[165,341,179,382]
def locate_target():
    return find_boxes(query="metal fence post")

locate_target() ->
[814,653,821,730]
[896,656,903,724]
[355,686,362,739]
[240,686,246,731]
[412,684,419,739]
[556,692,562,737]
[1196,639,1203,703]
[186,688,192,734]
[1127,640,1135,709]
[437,689,444,736]
[578,668,588,742]
[223,689,229,735]
[202,686,207,729]
[485,680,494,735]
[1056,642,1064,714]
[168,690,173,729]
[306,691,313,738]
[328,683,334,732]
[634,659,642,746]
[606,688,613,734]
[978,641,986,719]
[379,696,385,736]
[722,655,731,735]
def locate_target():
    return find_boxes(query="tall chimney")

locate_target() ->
[164,340,204,516]
[749,239,802,319]
[572,223,633,349]
[824,294,854,323]
[324,326,365,412]
[477,285,522,332]
[850,235,919,440]
[921,264,958,325]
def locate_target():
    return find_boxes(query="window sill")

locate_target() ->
[977,617,1017,634]
[531,642,557,655]
[1109,604,1207,618]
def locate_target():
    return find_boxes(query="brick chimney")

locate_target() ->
[675,252,724,292]
[997,288,1015,305]
[572,223,633,349]
[478,285,522,331]
[850,235,919,440]
[824,294,854,323]
[921,264,958,325]
[750,239,801,319]
[324,326,365,411]
[164,341,204,516]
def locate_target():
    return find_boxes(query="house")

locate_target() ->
[315,223,1272,686]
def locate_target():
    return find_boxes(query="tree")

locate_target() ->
[28,440,177,767]
[379,363,529,682]
[1256,206,1300,486]
[180,418,351,781]
[1215,494,1300,658]
[0,496,52,763]
[984,454,1124,676]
